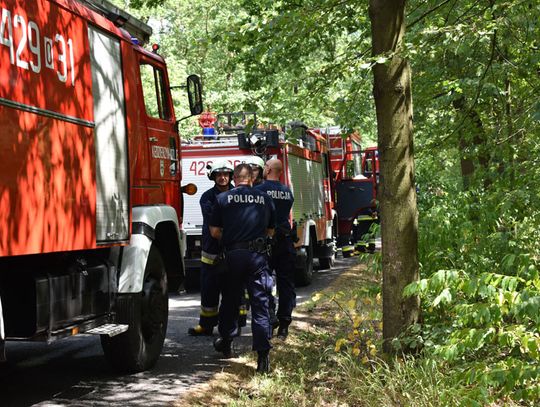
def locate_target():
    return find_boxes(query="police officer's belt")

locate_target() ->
[226,237,267,253]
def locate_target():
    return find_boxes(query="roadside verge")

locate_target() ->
[174,256,382,406]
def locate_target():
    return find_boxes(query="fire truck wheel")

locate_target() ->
[101,244,169,373]
[295,242,314,287]
[319,254,335,269]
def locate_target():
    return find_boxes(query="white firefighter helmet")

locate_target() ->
[206,160,234,180]
[245,155,265,171]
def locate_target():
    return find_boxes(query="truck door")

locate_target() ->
[138,56,179,207]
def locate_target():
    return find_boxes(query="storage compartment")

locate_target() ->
[0,255,114,339]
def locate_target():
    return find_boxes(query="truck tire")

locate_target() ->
[318,253,335,269]
[295,242,313,287]
[101,244,169,372]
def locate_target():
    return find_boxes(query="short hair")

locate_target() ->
[234,163,252,181]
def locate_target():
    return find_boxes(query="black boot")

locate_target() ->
[256,350,270,374]
[276,319,291,339]
[213,337,233,358]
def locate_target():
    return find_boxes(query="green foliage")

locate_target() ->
[347,356,485,407]
[110,0,263,136]
[115,0,378,142]
[400,164,540,402]
[395,1,540,401]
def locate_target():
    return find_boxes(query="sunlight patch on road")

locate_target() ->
[169,297,200,309]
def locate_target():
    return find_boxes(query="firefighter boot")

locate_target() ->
[276,319,291,340]
[188,325,214,336]
[213,337,233,358]
[256,350,270,374]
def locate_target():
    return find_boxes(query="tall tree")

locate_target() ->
[369,0,419,352]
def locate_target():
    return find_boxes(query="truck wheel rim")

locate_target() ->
[141,275,167,342]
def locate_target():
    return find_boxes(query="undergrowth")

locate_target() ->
[395,164,540,404]
[178,258,530,406]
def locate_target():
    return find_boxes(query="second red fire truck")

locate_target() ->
[182,112,337,287]
[320,127,379,253]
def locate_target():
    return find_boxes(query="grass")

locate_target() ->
[173,256,526,407]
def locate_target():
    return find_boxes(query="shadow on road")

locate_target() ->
[0,255,358,406]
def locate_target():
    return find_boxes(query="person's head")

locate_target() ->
[245,156,265,184]
[233,163,253,186]
[263,158,283,181]
[207,160,234,191]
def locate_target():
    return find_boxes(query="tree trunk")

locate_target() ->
[369,0,420,353]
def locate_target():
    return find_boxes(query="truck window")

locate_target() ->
[363,152,374,177]
[140,63,171,120]
[352,141,363,177]
[322,153,329,178]
[346,161,355,178]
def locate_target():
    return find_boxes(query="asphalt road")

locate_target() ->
[0,256,355,407]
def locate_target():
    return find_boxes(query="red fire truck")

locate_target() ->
[182,112,337,287]
[319,127,379,251]
[0,0,202,372]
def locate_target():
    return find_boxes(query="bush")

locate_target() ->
[399,160,540,404]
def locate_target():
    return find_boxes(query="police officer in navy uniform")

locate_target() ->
[209,163,276,373]
[246,155,280,328]
[256,158,296,339]
[188,160,234,336]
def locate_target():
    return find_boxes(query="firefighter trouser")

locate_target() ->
[219,249,273,352]
[270,236,297,322]
[352,215,376,243]
[198,261,223,329]
[198,260,248,329]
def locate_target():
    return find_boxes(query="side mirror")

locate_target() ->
[181,183,198,195]
[186,74,203,116]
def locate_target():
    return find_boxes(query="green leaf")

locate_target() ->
[432,288,452,307]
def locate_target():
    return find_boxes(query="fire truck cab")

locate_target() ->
[321,127,379,249]
[0,0,202,372]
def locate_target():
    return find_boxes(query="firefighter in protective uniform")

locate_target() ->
[256,158,296,339]
[245,155,265,186]
[210,163,275,373]
[188,160,241,336]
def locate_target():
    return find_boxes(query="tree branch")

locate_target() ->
[407,0,453,29]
